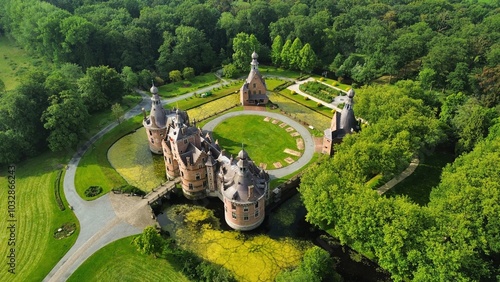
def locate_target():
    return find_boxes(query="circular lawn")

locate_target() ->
[211,115,302,168]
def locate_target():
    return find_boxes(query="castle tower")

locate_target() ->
[221,149,269,231]
[240,52,268,106]
[143,83,169,154]
[322,88,360,156]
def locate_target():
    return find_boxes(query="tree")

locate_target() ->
[289,37,303,70]
[132,226,165,258]
[42,91,89,151]
[232,32,261,70]
[298,43,317,73]
[451,98,496,153]
[276,246,338,282]
[222,63,238,78]
[111,103,124,124]
[78,65,125,112]
[280,39,292,68]
[182,67,195,80]
[121,66,139,92]
[0,78,5,94]
[271,35,283,66]
[169,70,182,82]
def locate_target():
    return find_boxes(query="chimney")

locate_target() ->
[142,108,147,120]
[248,185,254,200]
[186,157,191,166]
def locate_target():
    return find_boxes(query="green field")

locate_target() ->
[186,93,240,122]
[280,88,335,117]
[75,116,143,200]
[108,127,166,191]
[259,65,302,79]
[167,82,241,111]
[68,236,189,282]
[158,73,219,98]
[0,152,79,282]
[212,115,301,168]
[268,92,331,136]
[0,36,38,90]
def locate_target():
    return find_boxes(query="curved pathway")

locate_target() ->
[203,110,315,179]
[44,78,234,281]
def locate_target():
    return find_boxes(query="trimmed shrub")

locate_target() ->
[85,186,103,197]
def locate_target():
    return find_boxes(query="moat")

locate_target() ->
[155,192,391,281]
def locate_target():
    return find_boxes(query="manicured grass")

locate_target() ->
[0,36,39,90]
[75,115,143,200]
[108,128,166,191]
[186,93,240,122]
[266,78,288,91]
[158,73,219,98]
[166,82,241,111]
[259,65,302,79]
[68,236,189,282]
[313,77,351,91]
[0,151,79,282]
[385,151,455,206]
[86,93,142,138]
[268,92,331,135]
[280,88,334,117]
[212,115,301,168]
[270,153,323,189]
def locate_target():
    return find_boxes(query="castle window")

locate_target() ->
[243,214,249,221]
[243,206,249,212]
[196,173,200,180]
[253,91,256,95]
[149,130,152,136]
[184,139,187,144]
[232,212,236,219]
[258,90,261,94]
[231,203,236,210]
[181,171,184,177]
[168,158,172,164]
[255,210,259,218]
[203,180,207,187]
[253,83,256,88]
[225,205,227,212]
[189,183,193,190]
[150,138,154,144]
[255,202,259,208]
[166,167,169,171]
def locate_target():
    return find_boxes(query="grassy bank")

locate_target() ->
[75,115,143,200]
[0,36,38,90]
[158,73,219,98]
[68,236,189,282]
[0,152,79,282]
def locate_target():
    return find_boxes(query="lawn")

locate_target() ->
[186,93,240,122]
[0,151,79,282]
[280,88,335,117]
[67,236,189,282]
[167,82,241,112]
[0,36,39,90]
[385,151,455,205]
[212,115,302,168]
[75,115,143,200]
[313,76,351,91]
[259,65,302,79]
[107,128,167,191]
[270,153,323,189]
[266,78,288,91]
[268,92,331,136]
[158,73,219,98]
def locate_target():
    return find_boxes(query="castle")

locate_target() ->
[322,89,360,155]
[142,53,270,231]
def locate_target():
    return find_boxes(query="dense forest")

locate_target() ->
[0,0,499,280]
